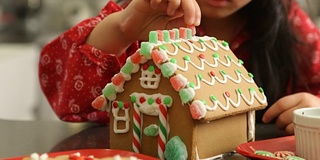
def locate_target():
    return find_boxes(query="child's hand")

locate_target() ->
[120,0,201,41]
[262,92,320,135]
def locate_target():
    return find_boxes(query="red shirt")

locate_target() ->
[39,1,320,124]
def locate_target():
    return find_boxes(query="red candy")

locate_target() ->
[151,50,166,64]
[179,28,187,39]
[169,30,175,40]
[170,75,186,91]
[111,73,125,86]
[91,95,107,110]
[130,51,142,64]
[190,102,205,119]
[157,30,163,41]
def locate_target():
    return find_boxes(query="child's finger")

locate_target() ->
[181,0,196,25]
[167,0,181,16]
[150,0,163,9]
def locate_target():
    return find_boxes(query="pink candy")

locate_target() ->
[111,73,125,86]
[179,28,187,39]
[190,101,206,119]
[170,74,187,91]
[157,30,163,41]
[91,95,107,110]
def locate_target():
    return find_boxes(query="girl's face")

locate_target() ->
[196,0,252,19]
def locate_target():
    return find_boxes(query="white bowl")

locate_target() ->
[293,108,320,160]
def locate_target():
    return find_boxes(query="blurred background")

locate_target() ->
[0,0,319,121]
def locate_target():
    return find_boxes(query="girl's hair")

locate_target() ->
[241,0,310,120]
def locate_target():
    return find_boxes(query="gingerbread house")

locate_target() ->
[92,28,268,160]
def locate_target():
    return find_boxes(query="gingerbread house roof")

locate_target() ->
[93,27,268,122]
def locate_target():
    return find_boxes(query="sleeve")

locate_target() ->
[38,1,139,124]
[288,1,320,97]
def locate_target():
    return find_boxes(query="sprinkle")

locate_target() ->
[184,56,190,61]
[189,82,195,88]
[222,41,229,47]
[148,98,154,105]
[237,88,242,94]
[164,97,172,105]
[197,74,203,80]
[139,97,146,103]
[124,102,130,109]
[259,87,264,93]
[131,95,137,103]
[220,70,226,75]
[199,39,204,43]
[199,54,205,59]
[248,72,254,78]
[170,58,177,64]
[213,53,219,58]
[238,59,244,65]
[148,65,155,72]
[209,71,215,77]
[210,95,217,101]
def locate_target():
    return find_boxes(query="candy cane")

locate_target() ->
[132,103,142,153]
[158,104,168,160]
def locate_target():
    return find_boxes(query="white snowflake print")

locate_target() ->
[68,99,80,113]
[91,86,102,98]
[74,75,84,91]
[55,59,63,75]
[87,112,98,121]
[60,35,68,50]
[293,16,302,27]
[40,74,49,87]
[40,54,50,66]
[96,66,106,77]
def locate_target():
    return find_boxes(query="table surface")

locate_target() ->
[0,119,289,159]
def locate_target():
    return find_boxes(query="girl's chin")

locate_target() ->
[204,0,229,8]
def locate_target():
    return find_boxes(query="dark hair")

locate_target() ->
[241,0,310,120]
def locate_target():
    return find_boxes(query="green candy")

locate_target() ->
[143,124,158,137]
[179,88,194,103]
[163,30,170,42]
[164,97,172,105]
[140,42,153,58]
[149,31,158,44]
[164,136,188,160]
[121,62,134,74]
[160,62,176,78]
[254,150,274,157]
[102,84,116,99]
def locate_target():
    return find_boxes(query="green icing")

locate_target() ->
[189,82,195,88]
[148,66,155,72]
[259,87,264,93]
[164,136,188,160]
[160,45,167,50]
[170,58,177,64]
[238,59,244,65]
[213,53,219,58]
[183,56,190,61]
[222,41,229,47]
[248,72,254,78]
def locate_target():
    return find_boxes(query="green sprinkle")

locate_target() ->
[170,58,177,64]
[118,102,124,109]
[213,53,219,58]
[148,66,155,72]
[160,45,167,50]
[248,72,254,78]
[173,42,180,48]
[254,150,274,157]
[199,39,204,43]
[210,95,217,101]
[148,98,154,105]
[236,70,242,74]
[201,100,207,105]
[149,31,158,44]
[131,96,136,103]
[197,74,203,80]
[221,70,226,75]
[238,59,244,65]
[249,87,255,93]
[259,87,264,93]
[164,97,172,105]
[237,88,242,94]
[212,37,217,41]
[189,82,195,88]
[184,56,190,61]
[226,55,232,61]
[222,41,229,47]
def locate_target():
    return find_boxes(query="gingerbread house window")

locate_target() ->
[139,64,161,89]
[112,101,130,134]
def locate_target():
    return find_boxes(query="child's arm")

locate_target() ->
[86,0,201,56]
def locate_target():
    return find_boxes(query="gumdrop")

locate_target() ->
[160,62,177,78]
[130,51,142,64]
[179,88,195,104]
[190,100,207,119]
[102,83,117,100]
[111,73,125,86]
[170,74,188,91]
[164,136,188,160]
[91,95,107,110]
[151,49,168,64]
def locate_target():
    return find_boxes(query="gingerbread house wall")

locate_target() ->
[109,60,195,158]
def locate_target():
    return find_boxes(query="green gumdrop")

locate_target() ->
[160,63,175,78]
[143,124,158,136]
[179,89,193,103]
[149,31,158,44]
[140,42,153,58]
[102,84,116,98]
[121,62,133,74]
[164,136,188,160]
